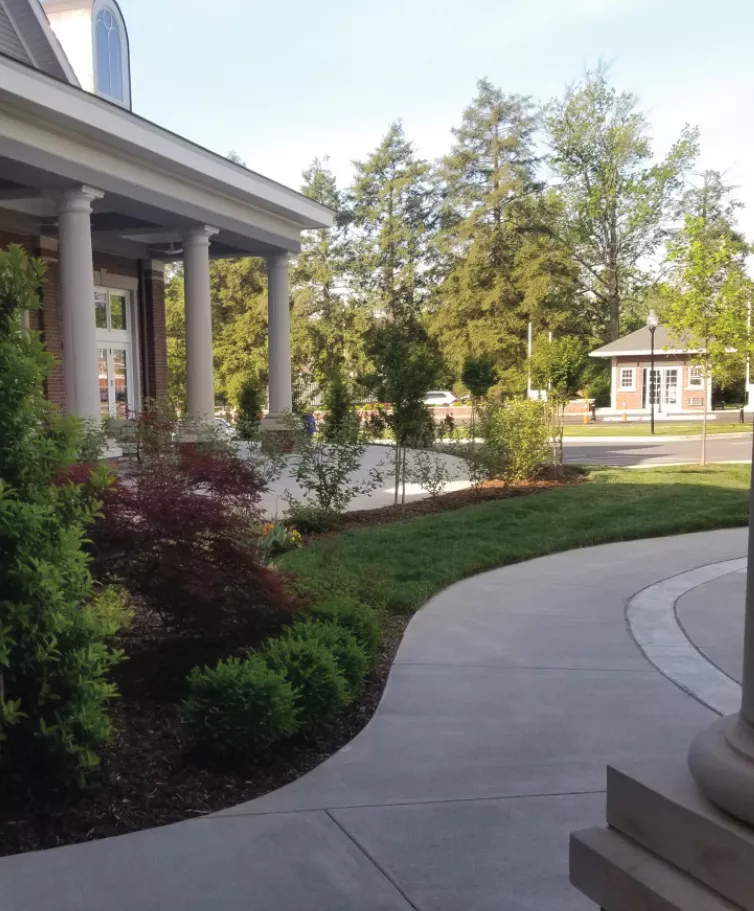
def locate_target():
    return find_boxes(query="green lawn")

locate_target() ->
[562,422,752,437]
[280,465,750,615]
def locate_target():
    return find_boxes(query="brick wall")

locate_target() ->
[614,355,708,411]
[0,229,167,411]
[93,252,138,280]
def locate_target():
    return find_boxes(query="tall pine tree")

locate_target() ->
[429,79,545,393]
[349,122,433,324]
[291,158,367,382]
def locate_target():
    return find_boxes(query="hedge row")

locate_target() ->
[181,598,381,761]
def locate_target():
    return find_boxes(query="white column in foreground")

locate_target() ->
[183,226,218,419]
[57,186,103,420]
[689,430,754,824]
[265,252,293,419]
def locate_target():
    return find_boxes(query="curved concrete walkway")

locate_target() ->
[0,529,747,910]
[258,445,472,517]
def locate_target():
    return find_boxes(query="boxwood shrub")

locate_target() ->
[182,655,298,760]
[309,597,381,659]
[263,636,348,737]
[289,619,368,700]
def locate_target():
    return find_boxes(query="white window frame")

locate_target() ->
[663,368,680,407]
[619,367,636,391]
[687,365,704,389]
[94,281,141,417]
[91,0,131,108]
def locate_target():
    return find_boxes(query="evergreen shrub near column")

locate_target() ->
[0,245,126,786]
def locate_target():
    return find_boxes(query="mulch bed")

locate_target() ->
[0,468,585,858]
[0,614,408,859]
[332,465,587,531]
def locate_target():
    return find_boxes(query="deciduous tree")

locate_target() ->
[663,172,753,464]
[545,64,698,342]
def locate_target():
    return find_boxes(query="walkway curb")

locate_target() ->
[626,559,744,715]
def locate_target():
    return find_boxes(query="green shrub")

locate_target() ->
[289,620,368,699]
[263,636,348,736]
[76,418,109,462]
[182,655,299,760]
[310,597,382,658]
[0,245,126,786]
[236,377,264,441]
[480,398,550,482]
[322,369,360,443]
[284,503,342,535]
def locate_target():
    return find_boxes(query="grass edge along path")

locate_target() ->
[280,465,751,616]
[561,421,752,437]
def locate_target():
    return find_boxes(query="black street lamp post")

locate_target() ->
[647,310,659,435]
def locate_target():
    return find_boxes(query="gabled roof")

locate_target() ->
[591,326,697,358]
[1,0,77,82]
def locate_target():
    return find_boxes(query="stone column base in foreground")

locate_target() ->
[570,761,754,911]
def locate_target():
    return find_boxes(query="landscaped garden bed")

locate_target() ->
[0,609,409,857]
[1,251,751,861]
[1,463,749,858]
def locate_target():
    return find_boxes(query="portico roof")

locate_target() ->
[0,51,334,259]
[591,326,697,358]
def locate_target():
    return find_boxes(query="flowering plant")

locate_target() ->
[258,521,303,559]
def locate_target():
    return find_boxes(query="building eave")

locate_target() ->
[0,52,334,231]
[590,349,698,358]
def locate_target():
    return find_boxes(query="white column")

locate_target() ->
[689,432,754,824]
[57,186,103,420]
[182,227,218,419]
[266,252,293,416]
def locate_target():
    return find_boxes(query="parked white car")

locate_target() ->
[424,390,457,407]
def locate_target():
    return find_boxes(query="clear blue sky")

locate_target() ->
[124,0,754,230]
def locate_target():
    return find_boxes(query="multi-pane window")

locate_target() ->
[619,368,635,390]
[94,290,128,331]
[95,8,124,102]
[688,365,704,388]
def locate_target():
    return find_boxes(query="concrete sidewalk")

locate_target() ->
[0,529,746,910]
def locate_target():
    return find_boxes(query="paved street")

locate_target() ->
[563,433,753,467]
[0,530,745,911]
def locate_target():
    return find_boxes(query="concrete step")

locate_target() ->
[605,762,754,911]
[570,826,739,911]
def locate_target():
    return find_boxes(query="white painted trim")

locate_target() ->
[94,283,140,414]
[91,0,131,109]
[610,357,617,411]
[0,53,332,231]
[618,366,636,392]
[686,365,705,391]
[592,348,699,358]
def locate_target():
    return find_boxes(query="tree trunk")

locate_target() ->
[608,292,621,342]
[401,445,408,511]
[701,389,708,467]
[394,444,401,505]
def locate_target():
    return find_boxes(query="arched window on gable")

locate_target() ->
[95,7,124,102]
